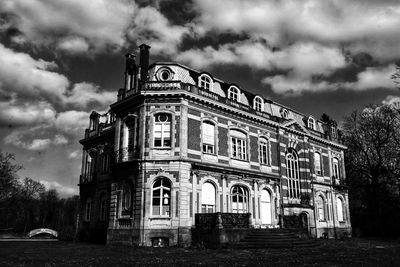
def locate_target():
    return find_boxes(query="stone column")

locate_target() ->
[221,175,227,212]
[253,179,259,225]
[191,171,197,225]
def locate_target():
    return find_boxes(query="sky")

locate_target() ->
[1,0,400,197]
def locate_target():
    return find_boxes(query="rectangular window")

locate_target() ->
[314,152,322,176]
[259,141,269,165]
[231,137,247,160]
[318,207,324,221]
[153,114,171,148]
[101,154,109,173]
[202,121,215,154]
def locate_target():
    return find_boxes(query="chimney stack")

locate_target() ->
[124,53,136,91]
[139,44,151,83]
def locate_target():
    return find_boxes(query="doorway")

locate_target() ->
[260,189,272,225]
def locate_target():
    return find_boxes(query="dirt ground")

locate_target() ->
[0,238,399,266]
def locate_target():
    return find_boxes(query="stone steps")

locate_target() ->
[231,229,318,249]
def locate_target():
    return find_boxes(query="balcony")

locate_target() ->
[115,146,137,163]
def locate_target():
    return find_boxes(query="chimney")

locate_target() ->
[139,44,151,83]
[124,53,136,91]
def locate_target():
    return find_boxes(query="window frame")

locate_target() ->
[230,129,248,161]
[286,149,300,199]
[308,117,315,130]
[253,96,264,111]
[201,181,216,213]
[99,194,107,221]
[259,137,270,165]
[156,67,174,81]
[151,178,172,217]
[314,152,323,176]
[317,195,326,221]
[231,185,249,214]
[337,197,345,222]
[85,198,92,222]
[198,74,213,91]
[332,157,340,181]
[201,120,216,154]
[153,113,172,148]
[228,86,240,102]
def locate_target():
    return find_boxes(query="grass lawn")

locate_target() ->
[0,238,399,266]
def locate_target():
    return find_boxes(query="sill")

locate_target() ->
[152,147,172,150]
[202,152,216,155]
[149,216,171,220]
[231,157,249,162]
[319,220,327,222]
[260,163,271,167]
[118,216,132,219]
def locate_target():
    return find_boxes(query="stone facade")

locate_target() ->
[78,44,351,246]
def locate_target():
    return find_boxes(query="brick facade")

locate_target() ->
[78,47,351,246]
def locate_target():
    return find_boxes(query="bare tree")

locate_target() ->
[343,104,400,236]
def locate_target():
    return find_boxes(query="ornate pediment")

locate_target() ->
[282,120,309,134]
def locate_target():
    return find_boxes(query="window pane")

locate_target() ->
[153,206,160,215]
[202,182,216,206]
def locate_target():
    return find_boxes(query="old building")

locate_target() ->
[78,44,351,246]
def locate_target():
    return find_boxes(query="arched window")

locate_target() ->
[152,178,171,216]
[332,157,340,181]
[314,152,322,176]
[259,137,269,165]
[286,149,300,199]
[85,198,92,222]
[153,113,171,148]
[122,188,131,211]
[201,182,216,213]
[231,185,249,213]
[253,96,263,111]
[199,74,212,90]
[230,129,247,160]
[228,86,240,102]
[308,117,315,130]
[202,121,215,154]
[317,195,325,221]
[337,197,344,222]
[99,194,107,221]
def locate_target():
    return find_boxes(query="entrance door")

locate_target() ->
[260,189,272,225]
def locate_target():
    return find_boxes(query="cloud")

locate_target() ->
[4,129,70,151]
[0,100,56,127]
[57,36,90,54]
[346,65,397,90]
[54,110,90,134]
[128,5,191,55]
[39,180,78,197]
[0,43,69,103]
[64,82,115,110]
[0,0,135,54]
[177,41,345,75]
[263,64,397,95]
[53,134,68,145]
[191,0,400,61]
[68,150,80,160]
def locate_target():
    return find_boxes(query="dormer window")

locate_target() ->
[253,96,263,111]
[308,117,315,130]
[199,74,212,90]
[228,86,240,102]
[331,126,336,137]
[156,67,174,81]
[280,108,289,119]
